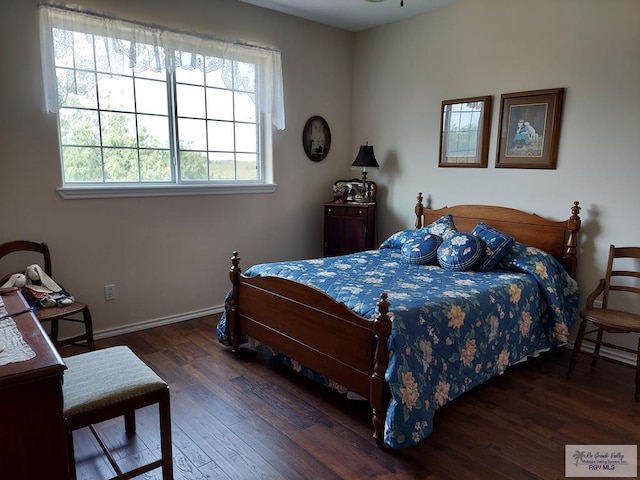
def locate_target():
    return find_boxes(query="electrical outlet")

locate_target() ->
[104,284,116,301]
[593,299,602,308]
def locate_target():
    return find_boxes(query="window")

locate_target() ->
[39,5,284,198]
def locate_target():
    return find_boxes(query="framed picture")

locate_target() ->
[439,95,491,168]
[302,115,331,162]
[495,88,564,169]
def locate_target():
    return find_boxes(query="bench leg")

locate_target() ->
[65,419,78,480]
[160,388,173,480]
[124,411,136,435]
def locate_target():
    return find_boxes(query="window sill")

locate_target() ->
[56,183,278,200]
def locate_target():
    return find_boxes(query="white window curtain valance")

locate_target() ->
[39,3,285,130]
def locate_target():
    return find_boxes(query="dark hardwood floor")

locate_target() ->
[62,315,640,480]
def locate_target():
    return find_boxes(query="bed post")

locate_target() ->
[563,201,581,278]
[229,251,242,358]
[415,192,424,229]
[371,293,392,446]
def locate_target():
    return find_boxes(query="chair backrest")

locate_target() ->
[0,240,53,285]
[602,245,640,309]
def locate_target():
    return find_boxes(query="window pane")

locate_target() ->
[176,83,205,118]
[101,112,137,147]
[98,74,135,112]
[175,53,205,85]
[205,60,231,89]
[138,114,170,148]
[236,153,257,180]
[69,31,95,70]
[62,146,102,182]
[57,69,97,109]
[103,148,139,182]
[207,120,234,151]
[234,92,255,122]
[178,118,207,150]
[208,152,235,180]
[52,29,74,68]
[235,61,255,92]
[60,108,100,146]
[235,123,256,153]
[180,151,208,180]
[206,88,233,121]
[135,78,168,115]
[94,37,135,75]
[140,149,171,181]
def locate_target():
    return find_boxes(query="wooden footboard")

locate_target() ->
[227,196,582,447]
[228,252,392,444]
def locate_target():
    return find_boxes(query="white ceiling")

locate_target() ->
[237,0,458,32]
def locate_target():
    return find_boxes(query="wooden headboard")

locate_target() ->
[414,193,582,278]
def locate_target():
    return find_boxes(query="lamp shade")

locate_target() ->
[352,144,379,169]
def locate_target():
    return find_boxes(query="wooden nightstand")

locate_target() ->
[323,202,376,257]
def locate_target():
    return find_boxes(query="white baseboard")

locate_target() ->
[92,305,225,340]
[566,339,637,366]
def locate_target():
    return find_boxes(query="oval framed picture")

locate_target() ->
[302,115,331,162]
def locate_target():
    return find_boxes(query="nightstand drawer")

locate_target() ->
[325,204,370,218]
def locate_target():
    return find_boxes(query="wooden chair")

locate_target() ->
[567,245,640,401]
[0,240,95,351]
[63,346,173,479]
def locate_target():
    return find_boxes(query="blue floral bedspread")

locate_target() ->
[216,243,579,449]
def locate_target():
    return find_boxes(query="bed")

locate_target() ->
[217,193,582,449]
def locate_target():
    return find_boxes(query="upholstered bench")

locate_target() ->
[63,346,173,480]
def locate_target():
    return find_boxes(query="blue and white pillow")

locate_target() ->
[471,222,515,272]
[437,232,482,271]
[379,228,427,250]
[380,214,457,250]
[401,233,442,265]
[425,214,458,240]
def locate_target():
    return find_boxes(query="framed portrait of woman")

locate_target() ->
[302,115,331,162]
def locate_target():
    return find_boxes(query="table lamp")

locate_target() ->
[351,143,379,202]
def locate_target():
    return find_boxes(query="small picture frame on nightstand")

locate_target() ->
[332,178,377,203]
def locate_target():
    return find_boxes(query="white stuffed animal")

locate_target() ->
[25,264,62,292]
[2,273,27,289]
[26,264,74,307]
[3,264,74,308]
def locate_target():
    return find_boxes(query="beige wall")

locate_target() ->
[0,0,354,336]
[1,0,639,351]
[354,0,640,351]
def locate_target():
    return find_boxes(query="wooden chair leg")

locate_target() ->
[591,328,604,367]
[567,318,587,379]
[50,318,60,343]
[82,307,96,351]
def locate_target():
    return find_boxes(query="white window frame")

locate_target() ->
[39,4,284,199]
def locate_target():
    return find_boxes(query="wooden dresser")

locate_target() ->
[323,202,376,257]
[0,289,69,479]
